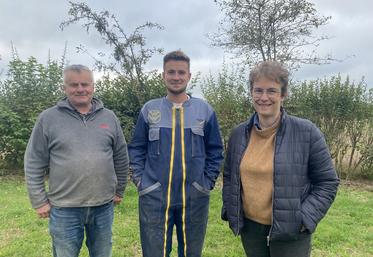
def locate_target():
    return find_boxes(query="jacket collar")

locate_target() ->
[246,107,287,135]
[163,94,192,108]
[57,97,104,114]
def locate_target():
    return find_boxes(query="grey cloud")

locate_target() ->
[0,0,372,88]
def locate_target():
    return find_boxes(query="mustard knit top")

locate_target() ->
[239,118,280,225]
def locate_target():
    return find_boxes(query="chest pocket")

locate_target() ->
[191,126,205,157]
[148,127,160,155]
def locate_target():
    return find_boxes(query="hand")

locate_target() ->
[113,195,123,205]
[300,225,308,233]
[36,203,51,218]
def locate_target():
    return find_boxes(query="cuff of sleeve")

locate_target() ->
[221,206,228,221]
[32,200,49,209]
[115,189,124,198]
[204,175,216,190]
[301,212,316,233]
[132,176,141,188]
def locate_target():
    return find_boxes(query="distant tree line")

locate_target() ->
[204,0,372,179]
[202,64,373,180]
[0,55,165,170]
[287,76,373,180]
[0,0,371,180]
[0,57,64,168]
[0,56,372,180]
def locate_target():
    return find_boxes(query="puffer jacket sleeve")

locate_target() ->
[301,124,339,233]
[221,133,233,221]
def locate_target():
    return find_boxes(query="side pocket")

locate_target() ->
[139,182,163,224]
[192,181,210,196]
[190,182,210,224]
[139,182,161,196]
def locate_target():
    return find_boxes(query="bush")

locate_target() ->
[0,57,64,168]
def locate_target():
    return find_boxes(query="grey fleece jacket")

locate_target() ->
[25,97,129,208]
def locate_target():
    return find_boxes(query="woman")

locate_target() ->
[221,61,339,257]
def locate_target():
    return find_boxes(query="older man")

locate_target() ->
[25,64,129,257]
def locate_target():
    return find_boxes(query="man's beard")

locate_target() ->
[167,86,187,95]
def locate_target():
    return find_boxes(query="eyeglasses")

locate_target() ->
[252,88,281,97]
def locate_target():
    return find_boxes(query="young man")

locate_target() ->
[129,51,224,257]
[25,64,129,257]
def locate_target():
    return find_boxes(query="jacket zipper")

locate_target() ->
[267,129,280,246]
[82,115,87,126]
[236,174,241,236]
[268,147,275,245]
[235,127,250,236]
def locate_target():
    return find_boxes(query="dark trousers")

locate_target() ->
[240,218,311,257]
[139,182,210,257]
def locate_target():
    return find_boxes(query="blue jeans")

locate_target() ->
[49,201,114,257]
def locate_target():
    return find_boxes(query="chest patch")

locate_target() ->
[196,119,205,127]
[148,110,161,124]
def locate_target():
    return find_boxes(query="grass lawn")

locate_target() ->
[0,175,372,257]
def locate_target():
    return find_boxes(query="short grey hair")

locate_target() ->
[63,64,93,83]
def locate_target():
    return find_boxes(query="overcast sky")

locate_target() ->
[1,0,372,97]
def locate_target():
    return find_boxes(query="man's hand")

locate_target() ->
[113,195,123,205]
[36,203,51,218]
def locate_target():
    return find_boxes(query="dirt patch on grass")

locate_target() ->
[341,179,373,192]
[0,173,25,182]
[0,227,24,248]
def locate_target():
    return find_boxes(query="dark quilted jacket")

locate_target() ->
[221,110,339,241]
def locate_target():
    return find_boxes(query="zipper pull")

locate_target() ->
[267,235,270,246]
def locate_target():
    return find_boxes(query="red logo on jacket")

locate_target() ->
[99,123,109,129]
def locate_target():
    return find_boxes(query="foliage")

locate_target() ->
[201,63,252,149]
[0,2,168,169]
[359,142,373,179]
[0,54,166,169]
[211,0,333,70]
[60,1,167,141]
[202,69,372,179]
[0,57,64,168]
[95,72,166,141]
[1,176,372,256]
[60,1,164,105]
[286,76,373,179]
[357,101,373,179]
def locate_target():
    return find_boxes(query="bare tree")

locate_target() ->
[211,0,336,70]
[60,1,164,90]
[59,2,167,139]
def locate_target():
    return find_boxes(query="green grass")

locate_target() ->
[0,176,372,257]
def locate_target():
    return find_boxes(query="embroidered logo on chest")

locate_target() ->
[99,123,110,129]
[148,110,161,124]
[196,119,205,127]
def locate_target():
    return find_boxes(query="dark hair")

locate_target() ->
[249,61,289,96]
[163,50,190,69]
